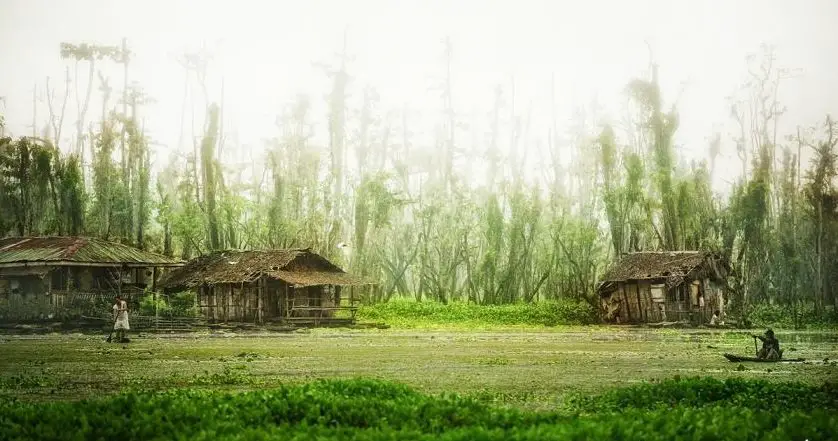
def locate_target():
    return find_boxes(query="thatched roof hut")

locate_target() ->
[598,251,730,295]
[159,248,369,291]
[596,251,731,324]
[0,236,183,321]
[158,248,373,325]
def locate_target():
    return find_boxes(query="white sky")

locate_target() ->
[1,0,837,196]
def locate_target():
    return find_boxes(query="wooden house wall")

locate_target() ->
[0,276,49,320]
[199,283,260,322]
[197,278,345,323]
[0,266,154,321]
[606,277,725,324]
[287,285,329,318]
[264,279,285,319]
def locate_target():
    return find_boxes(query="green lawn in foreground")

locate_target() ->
[1,327,836,409]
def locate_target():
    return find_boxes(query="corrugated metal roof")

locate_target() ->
[0,236,183,267]
[160,249,374,289]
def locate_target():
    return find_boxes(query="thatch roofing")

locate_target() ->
[597,251,729,294]
[159,248,374,289]
[0,236,183,270]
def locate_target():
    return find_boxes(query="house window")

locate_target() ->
[671,286,685,303]
[650,284,665,303]
[690,281,700,306]
[51,270,67,290]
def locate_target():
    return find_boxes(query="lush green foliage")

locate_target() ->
[139,291,198,317]
[1,378,836,440]
[2,42,838,320]
[357,298,598,327]
[745,303,838,329]
[562,376,838,414]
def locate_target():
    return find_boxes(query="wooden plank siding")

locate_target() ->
[604,277,723,325]
[193,276,359,324]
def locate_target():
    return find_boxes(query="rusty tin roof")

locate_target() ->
[0,236,183,268]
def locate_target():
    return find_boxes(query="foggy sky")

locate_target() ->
[1,0,836,195]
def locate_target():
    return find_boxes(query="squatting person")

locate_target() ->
[753,328,782,360]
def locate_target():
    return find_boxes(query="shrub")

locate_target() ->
[0,377,835,441]
[138,291,197,317]
[168,291,198,317]
[746,302,838,329]
[357,298,598,327]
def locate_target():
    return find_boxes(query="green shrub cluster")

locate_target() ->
[138,291,198,317]
[357,298,598,327]
[562,376,838,414]
[746,302,838,329]
[1,377,835,440]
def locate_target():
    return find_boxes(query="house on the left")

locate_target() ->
[0,236,183,321]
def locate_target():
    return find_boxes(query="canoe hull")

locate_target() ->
[723,353,805,363]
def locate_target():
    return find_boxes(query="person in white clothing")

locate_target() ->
[112,295,130,343]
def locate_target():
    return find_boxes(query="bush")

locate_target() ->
[138,291,197,317]
[746,302,838,329]
[1,378,835,441]
[562,376,838,414]
[357,298,598,327]
[139,294,170,316]
[168,291,198,317]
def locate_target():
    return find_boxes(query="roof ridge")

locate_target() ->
[207,248,310,253]
[63,237,88,258]
[625,250,705,254]
[0,237,29,252]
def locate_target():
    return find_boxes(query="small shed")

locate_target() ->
[0,236,184,320]
[596,251,730,324]
[158,248,374,326]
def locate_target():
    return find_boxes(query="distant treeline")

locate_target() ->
[1,42,836,323]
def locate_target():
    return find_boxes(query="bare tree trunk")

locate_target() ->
[202,104,221,250]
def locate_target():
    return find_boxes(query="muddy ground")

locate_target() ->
[1,327,836,409]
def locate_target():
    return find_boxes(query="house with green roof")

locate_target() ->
[0,236,183,321]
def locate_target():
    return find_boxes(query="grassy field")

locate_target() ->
[2,326,836,409]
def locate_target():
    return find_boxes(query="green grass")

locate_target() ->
[1,327,836,409]
[356,298,598,329]
[2,377,836,440]
[746,303,838,329]
[354,298,838,331]
[2,327,836,439]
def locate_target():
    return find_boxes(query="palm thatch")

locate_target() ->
[597,251,729,294]
[159,248,373,290]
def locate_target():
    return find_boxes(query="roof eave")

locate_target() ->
[0,261,184,269]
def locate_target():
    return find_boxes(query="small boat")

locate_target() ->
[723,353,805,363]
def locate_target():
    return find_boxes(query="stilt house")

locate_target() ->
[0,236,183,320]
[158,248,373,325]
[597,251,731,324]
